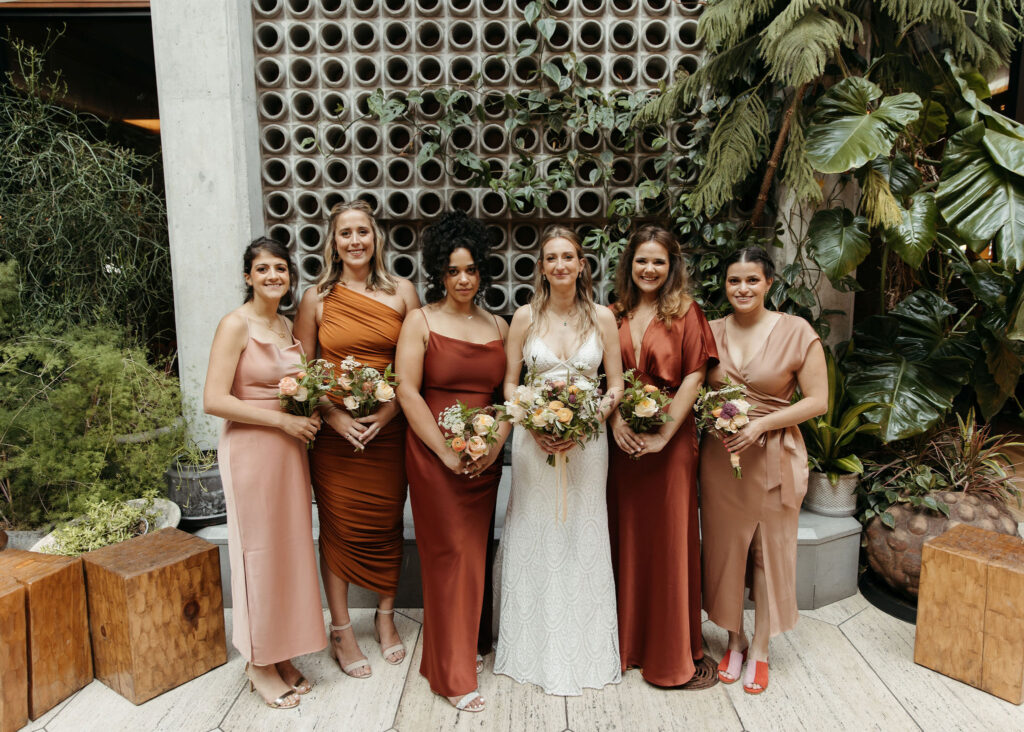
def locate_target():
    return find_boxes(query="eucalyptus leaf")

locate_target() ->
[886,193,937,269]
[807,207,870,280]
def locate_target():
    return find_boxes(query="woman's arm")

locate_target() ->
[632,366,705,457]
[502,307,530,402]
[293,287,320,359]
[397,277,422,315]
[724,339,828,454]
[596,307,624,422]
[203,312,320,442]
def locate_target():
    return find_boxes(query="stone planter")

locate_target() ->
[804,471,858,517]
[863,490,1019,598]
[164,456,226,529]
[4,527,52,551]
[29,498,180,554]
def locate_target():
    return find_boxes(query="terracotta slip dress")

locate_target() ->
[699,313,820,637]
[607,303,717,687]
[406,314,505,698]
[311,286,407,596]
[218,318,327,664]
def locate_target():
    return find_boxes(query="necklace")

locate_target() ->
[551,308,575,327]
[261,315,286,339]
[442,304,474,320]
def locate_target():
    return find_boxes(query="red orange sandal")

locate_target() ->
[742,659,769,695]
[717,647,747,684]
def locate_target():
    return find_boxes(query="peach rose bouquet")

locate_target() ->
[694,377,750,477]
[334,355,398,420]
[278,354,336,449]
[437,402,507,467]
[618,369,673,442]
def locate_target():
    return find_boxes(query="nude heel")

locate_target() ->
[373,608,406,665]
[328,622,372,678]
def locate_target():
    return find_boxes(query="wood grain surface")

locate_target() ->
[82,528,226,705]
[0,576,28,732]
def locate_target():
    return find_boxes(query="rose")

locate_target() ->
[374,381,395,402]
[294,386,309,402]
[642,384,659,394]
[338,374,353,390]
[555,407,573,424]
[343,395,359,411]
[297,371,307,380]
[472,413,495,435]
[634,397,658,418]
[548,400,564,410]
[451,436,467,452]
[506,402,527,423]
[711,406,722,418]
[551,379,566,389]
[731,413,749,428]
[466,435,488,459]
[278,377,299,396]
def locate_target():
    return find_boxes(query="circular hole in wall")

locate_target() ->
[481,191,507,217]
[255,0,283,16]
[417,20,441,49]
[319,23,344,51]
[325,159,351,186]
[324,191,345,210]
[300,254,323,279]
[546,190,570,216]
[289,58,315,86]
[266,191,292,218]
[484,286,509,312]
[579,21,603,50]
[387,158,412,184]
[486,225,506,248]
[384,21,410,50]
[418,190,443,218]
[356,159,383,186]
[419,159,443,184]
[392,254,417,279]
[259,92,285,120]
[391,224,416,250]
[261,125,288,153]
[450,190,474,213]
[255,24,282,53]
[290,91,317,119]
[287,24,313,52]
[321,58,347,86]
[387,190,412,217]
[269,224,293,247]
[263,158,289,186]
[513,284,534,307]
[512,224,538,249]
[323,124,347,151]
[298,225,322,251]
[296,192,321,218]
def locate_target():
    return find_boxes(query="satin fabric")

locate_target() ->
[311,286,407,595]
[406,326,505,697]
[607,304,717,686]
[699,313,820,637]
[219,320,326,664]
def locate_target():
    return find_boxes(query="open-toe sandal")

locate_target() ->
[276,661,312,694]
[328,622,372,678]
[373,608,407,665]
[717,647,747,684]
[742,658,770,695]
[449,690,485,713]
[245,663,300,710]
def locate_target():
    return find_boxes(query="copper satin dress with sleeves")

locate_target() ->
[311,286,407,596]
[405,321,505,698]
[699,313,820,637]
[218,319,327,664]
[607,304,717,687]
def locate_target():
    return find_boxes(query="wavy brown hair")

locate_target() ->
[612,225,691,326]
[528,225,598,343]
[316,200,396,297]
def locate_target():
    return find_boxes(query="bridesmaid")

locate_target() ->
[204,237,325,709]
[699,247,827,695]
[607,225,717,687]
[396,211,510,712]
[295,201,420,678]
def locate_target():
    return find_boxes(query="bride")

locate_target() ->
[494,226,624,695]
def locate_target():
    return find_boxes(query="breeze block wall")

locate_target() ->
[251,0,704,312]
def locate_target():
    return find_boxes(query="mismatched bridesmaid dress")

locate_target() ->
[311,286,407,596]
[219,318,326,664]
[405,314,505,698]
[607,304,717,686]
[699,313,820,637]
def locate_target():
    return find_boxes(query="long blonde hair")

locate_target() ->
[528,225,598,343]
[612,225,692,325]
[316,200,397,297]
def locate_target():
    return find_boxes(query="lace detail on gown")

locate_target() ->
[493,327,621,695]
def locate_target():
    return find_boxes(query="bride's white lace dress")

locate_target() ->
[493,324,621,696]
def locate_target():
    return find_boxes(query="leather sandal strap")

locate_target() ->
[342,658,370,674]
[455,690,483,710]
[381,643,405,658]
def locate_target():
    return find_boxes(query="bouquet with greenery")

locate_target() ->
[694,377,751,477]
[619,369,673,435]
[278,354,336,449]
[438,401,506,466]
[335,356,397,418]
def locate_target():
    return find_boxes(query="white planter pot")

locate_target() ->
[804,472,858,517]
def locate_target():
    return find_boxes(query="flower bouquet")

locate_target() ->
[278,354,336,449]
[618,370,673,450]
[334,356,398,451]
[694,378,751,477]
[438,402,507,467]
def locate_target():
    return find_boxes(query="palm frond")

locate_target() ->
[632,74,687,128]
[780,105,823,205]
[680,35,762,104]
[699,0,776,50]
[759,8,846,87]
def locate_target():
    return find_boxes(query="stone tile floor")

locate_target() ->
[22,592,1022,731]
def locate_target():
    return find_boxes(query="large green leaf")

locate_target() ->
[886,193,937,269]
[807,207,870,281]
[868,154,922,198]
[908,98,949,147]
[805,77,922,173]
[845,290,974,442]
[936,122,1024,270]
[983,128,1024,177]
[945,52,1024,140]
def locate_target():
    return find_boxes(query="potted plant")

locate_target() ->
[800,348,881,516]
[164,440,225,529]
[32,495,180,556]
[858,410,1021,598]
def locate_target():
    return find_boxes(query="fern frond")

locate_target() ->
[679,35,761,104]
[688,92,770,216]
[780,105,823,206]
[759,9,846,87]
[632,74,687,127]
[862,166,903,229]
[699,0,776,51]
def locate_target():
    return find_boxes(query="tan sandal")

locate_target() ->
[328,622,371,678]
[373,608,406,665]
[245,663,300,709]
[275,660,312,694]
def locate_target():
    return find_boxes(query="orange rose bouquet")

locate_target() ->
[437,401,507,467]
[694,377,750,477]
[618,369,673,436]
[278,354,336,449]
[335,356,397,418]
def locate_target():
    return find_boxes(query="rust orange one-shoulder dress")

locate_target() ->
[311,286,407,596]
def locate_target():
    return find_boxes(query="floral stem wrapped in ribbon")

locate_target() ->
[438,401,508,466]
[618,370,673,459]
[278,354,336,449]
[694,377,751,477]
[334,355,398,450]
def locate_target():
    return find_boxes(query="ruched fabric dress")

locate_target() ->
[699,313,820,637]
[406,319,505,698]
[607,304,717,687]
[311,286,407,596]
[218,319,326,664]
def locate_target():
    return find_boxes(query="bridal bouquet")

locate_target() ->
[335,356,397,418]
[619,369,673,438]
[278,354,336,449]
[694,378,751,477]
[438,402,507,466]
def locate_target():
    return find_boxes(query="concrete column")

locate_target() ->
[151,0,262,446]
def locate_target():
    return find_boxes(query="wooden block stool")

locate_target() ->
[0,550,92,720]
[915,523,1024,704]
[0,576,28,732]
[81,527,227,704]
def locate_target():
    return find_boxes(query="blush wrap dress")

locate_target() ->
[699,313,820,637]
[311,286,407,596]
[607,304,717,687]
[406,317,505,698]
[218,319,326,664]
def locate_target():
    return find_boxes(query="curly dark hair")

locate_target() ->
[420,210,493,304]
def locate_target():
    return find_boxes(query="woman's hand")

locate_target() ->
[354,400,399,446]
[325,407,367,450]
[463,442,503,478]
[439,450,464,475]
[278,412,321,443]
[634,431,668,458]
[610,412,645,456]
[723,419,765,455]
[529,430,575,455]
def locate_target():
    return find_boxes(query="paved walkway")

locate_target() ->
[22,592,1022,731]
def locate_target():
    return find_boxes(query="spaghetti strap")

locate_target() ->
[419,307,432,333]
[490,312,502,341]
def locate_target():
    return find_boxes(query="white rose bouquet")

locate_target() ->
[334,355,398,418]
[437,401,507,467]
[618,369,673,445]
[694,377,750,477]
[278,354,336,449]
